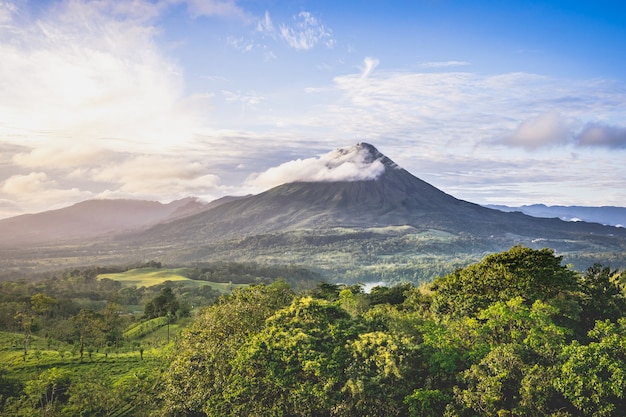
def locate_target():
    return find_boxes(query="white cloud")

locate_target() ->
[1,172,51,195]
[91,155,220,195]
[222,90,263,106]
[257,10,274,33]
[310,62,626,154]
[227,35,254,52]
[0,0,207,153]
[13,144,111,169]
[420,61,471,68]
[0,172,89,213]
[496,111,572,150]
[360,57,379,79]
[0,1,18,24]
[235,10,334,54]
[169,0,249,20]
[575,123,626,149]
[247,144,386,189]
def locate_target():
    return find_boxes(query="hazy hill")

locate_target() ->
[0,197,209,246]
[486,204,626,227]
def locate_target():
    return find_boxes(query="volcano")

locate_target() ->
[130,143,626,246]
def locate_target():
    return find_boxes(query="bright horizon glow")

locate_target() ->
[1,0,626,218]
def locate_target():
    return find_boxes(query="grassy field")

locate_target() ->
[98,267,197,287]
[98,267,246,292]
[0,330,165,382]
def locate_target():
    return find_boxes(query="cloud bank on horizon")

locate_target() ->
[1,0,626,218]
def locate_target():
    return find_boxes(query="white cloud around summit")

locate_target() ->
[247,145,386,189]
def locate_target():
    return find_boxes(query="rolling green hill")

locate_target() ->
[98,267,244,292]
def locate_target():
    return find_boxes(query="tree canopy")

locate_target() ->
[154,246,626,416]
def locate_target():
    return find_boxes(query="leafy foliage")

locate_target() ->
[430,245,578,317]
[156,246,626,417]
[160,282,295,416]
[3,246,626,416]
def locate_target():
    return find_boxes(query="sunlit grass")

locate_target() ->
[98,267,195,287]
[0,331,165,384]
[97,267,246,293]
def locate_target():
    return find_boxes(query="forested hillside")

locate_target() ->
[2,246,626,416]
[160,246,626,417]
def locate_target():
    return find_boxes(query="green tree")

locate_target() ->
[339,288,369,317]
[0,369,23,412]
[160,283,294,416]
[430,246,578,317]
[71,309,104,362]
[341,330,417,416]
[16,368,70,417]
[456,298,571,416]
[144,287,179,319]
[101,302,125,350]
[30,293,57,345]
[13,305,35,362]
[216,296,355,417]
[578,263,626,334]
[368,283,413,306]
[555,319,626,417]
[405,388,451,417]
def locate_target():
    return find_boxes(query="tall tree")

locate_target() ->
[71,309,104,362]
[555,319,626,417]
[160,283,294,416]
[217,296,355,417]
[144,287,179,319]
[430,246,578,317]
[456,298,570,416]
[578,263,626,334]
[29,293,57,342]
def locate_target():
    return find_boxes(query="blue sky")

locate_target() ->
[1,0,626,218]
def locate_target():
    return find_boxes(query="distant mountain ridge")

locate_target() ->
[0,197,210,246]
[486,204,626,227]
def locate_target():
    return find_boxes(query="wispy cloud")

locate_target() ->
[171,0,250,20]
[315,58,626,153]
[420,60,471,68]
[227,36,254,52]
[279,11,334,50]
[255,10,333,50]
[90,155,221,195]
[360,57,379,79]
[13,144,111,169]
[222,90,263,106]
[256,10,274,33]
